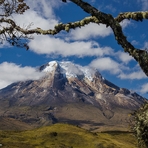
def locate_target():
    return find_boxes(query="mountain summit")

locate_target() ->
[0,61,146,131]
[41,61,101,80]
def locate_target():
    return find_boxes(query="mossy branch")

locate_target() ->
[68,0,148,76]
[116,11,148,22]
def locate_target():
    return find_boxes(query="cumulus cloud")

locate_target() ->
[131,40,139,46]
[29,35,113,57]
[11,0,60,30]
[69,23,112,40]
[25,0,60,19]
[89,56,147,81]
[137,0,148,10]
[12,9,58,30]
[118,70,147,80]
[140,83,148,94]
[116,51,134,64]
[10,0,113,59]
[8,0,131,59]
[120,19,131,29]
[0,62,44,89]
[89,57,121,74]
[0,0,61,48]
[143,41,148,49]
[68,19,130,41]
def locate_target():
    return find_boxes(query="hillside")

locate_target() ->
[0,123,138,148]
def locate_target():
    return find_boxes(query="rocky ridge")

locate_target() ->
[0,61,146,131]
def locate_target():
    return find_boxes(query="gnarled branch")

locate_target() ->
[1,0,148,76]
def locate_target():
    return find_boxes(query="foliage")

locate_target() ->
[131,103,148,148]
[0,123,138,148]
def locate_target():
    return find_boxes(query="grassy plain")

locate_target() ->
[0,123,138,148]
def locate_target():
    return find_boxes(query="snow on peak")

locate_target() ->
[60,61,84,78]
[42,61,58,72]
[42,61,99,81]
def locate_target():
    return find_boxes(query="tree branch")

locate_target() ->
[115,11,148,22]
[67,0,148,76]
[1,0,148,76]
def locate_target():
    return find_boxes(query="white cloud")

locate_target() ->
[68,19,130,41]
[0,62,44,89]
[69,23,112,40]
[131,40,139,46]
[26,0,61,19]
[10,0,60,31]
[0,40,11,48]
[13,10,58,30]
[137,0,148,10]
[89,56,147,80]
[140,83,148,94]
[29,35,113,57]
[120,19,131,29]
[89,57,121,74]
[143,41,148,49]
[0,0,61,48]
[116,51,134,64]
[118,70,147,79]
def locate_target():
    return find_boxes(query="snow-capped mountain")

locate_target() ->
[0,61,146,131]
[39,61,143,107]
[41,61,101,81]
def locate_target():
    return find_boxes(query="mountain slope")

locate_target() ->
[0,61,146,131]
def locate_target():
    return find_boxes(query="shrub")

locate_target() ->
[49,132,58,137]
[131,103,148,148]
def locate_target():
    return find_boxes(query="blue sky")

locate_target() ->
[0,0,148,98]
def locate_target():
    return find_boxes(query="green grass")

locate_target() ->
[0,123,138,148]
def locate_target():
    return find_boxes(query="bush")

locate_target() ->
[49,132,58,137]
[131,103,148,148]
